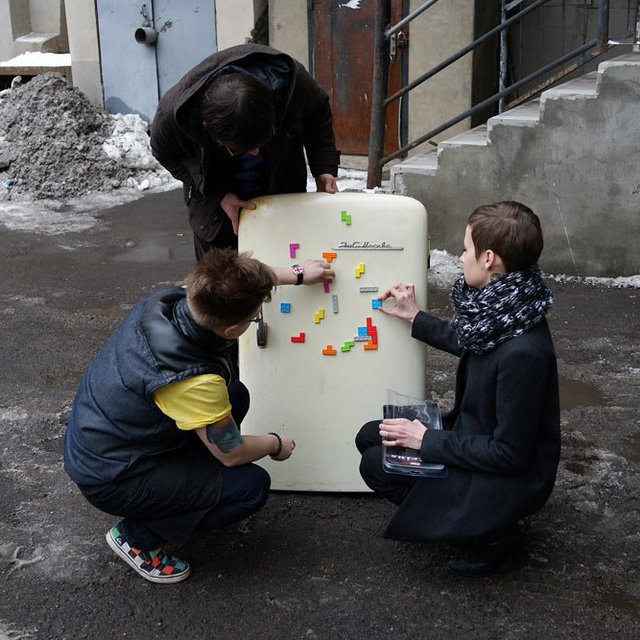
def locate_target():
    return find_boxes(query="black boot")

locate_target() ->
[447,525,528,577]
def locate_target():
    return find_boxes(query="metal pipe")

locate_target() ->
[367,0,392,189]
[384,0,548,107]
[379,38,598,165]
[596,0,610,49]
[134,27,157,45]
[499,0,508,113]
[386,0,440,38]
[634,0,640,52]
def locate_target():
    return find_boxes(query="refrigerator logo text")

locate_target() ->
[333,241,404,251]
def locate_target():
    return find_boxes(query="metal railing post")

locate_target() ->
[499,0,508,113]
[596,0,610,52]
[367,0,391,189]
[634,0,640,52]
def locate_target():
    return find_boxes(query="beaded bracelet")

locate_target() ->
[268,432,283,458]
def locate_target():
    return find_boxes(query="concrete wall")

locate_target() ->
[268,0,309,70]
[29,0,62,34]
[394,55,640,276]
[268,0,475,151]
[63,0,101,106]
[0,1,15,60]
[406,0,474,147]
[216,0,266,50]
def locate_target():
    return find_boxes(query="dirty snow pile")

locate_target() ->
[0,72,177,201]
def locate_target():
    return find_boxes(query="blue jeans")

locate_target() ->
[80,380,270,548]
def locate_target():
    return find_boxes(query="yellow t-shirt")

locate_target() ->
[153,374,231,430]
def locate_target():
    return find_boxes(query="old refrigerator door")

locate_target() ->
[238,192,428,491]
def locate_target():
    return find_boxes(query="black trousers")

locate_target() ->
[79,381,270,548]
[193,217,237,260]
[355,420,417,506]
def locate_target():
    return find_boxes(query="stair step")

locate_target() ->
[15,32,59,44]
[439,125,488,149]
[392,150,438,173]
[14,32,60,55]
[389,150,438,192]
[541,72,599,102]
[488,99,540,131]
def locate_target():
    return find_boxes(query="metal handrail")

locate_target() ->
[367,0,618,188]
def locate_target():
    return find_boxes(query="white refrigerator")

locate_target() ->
[238,192,428,491]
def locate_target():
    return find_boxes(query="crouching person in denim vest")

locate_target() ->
[64,249,332,583]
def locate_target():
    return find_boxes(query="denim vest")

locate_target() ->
[64,288,234,486]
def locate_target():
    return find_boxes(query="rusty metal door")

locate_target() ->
[311,0,407,156]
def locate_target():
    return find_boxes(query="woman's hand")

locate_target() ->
[377,283,420,324]
[379,418,427,450]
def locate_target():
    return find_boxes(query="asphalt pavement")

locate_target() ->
[0,189,638,639]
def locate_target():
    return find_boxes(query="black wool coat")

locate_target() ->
[150,44,340,243]
[385,311,561,541]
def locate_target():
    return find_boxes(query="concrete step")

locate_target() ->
[389,150,437,193]
[389,52,640,275]
[439,125,489,149]
[14,32,60,55]
[487,99,541,132]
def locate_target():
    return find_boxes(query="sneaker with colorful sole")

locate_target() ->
[106,525,191,584]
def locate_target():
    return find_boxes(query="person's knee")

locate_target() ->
[359,445,383,485]
[355,420,381,453]
[241,464,271,511]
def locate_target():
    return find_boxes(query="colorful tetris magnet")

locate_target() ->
[361,316,378,350]
[289,243,300,259]
[323,277,334,294]
[359,286,379,293]
[340,339,355,353]
[340,210,352,225]
[314,308,325,324]
[322,251,338,263]
[354,262,365,278]
[290,332,305,343]
[322,344,337,356]
[280,302,291,313]
[371,299,382,310]
[332,294,339,313]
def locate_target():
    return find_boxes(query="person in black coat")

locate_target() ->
[150,44,340,259]
[356,201,560,577]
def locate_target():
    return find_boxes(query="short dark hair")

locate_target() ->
[184,249,276,330]
[201,73,275,151]
[467,201,544,272]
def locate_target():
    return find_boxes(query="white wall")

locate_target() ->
[64,0,101,106]
[216,0,266,51]
[0,0,15,60]
[406,0,474,146]
[268,0,308,69]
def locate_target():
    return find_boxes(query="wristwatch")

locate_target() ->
[291,264,304,285]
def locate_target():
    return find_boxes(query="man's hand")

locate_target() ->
[379,418,427,450]
[315,174,339,194]
[301,258,335,285]
[272,435,296,461]
[377,283,420,324]
[220,192,256,235]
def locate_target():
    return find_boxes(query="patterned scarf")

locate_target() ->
[450,265,553,354]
